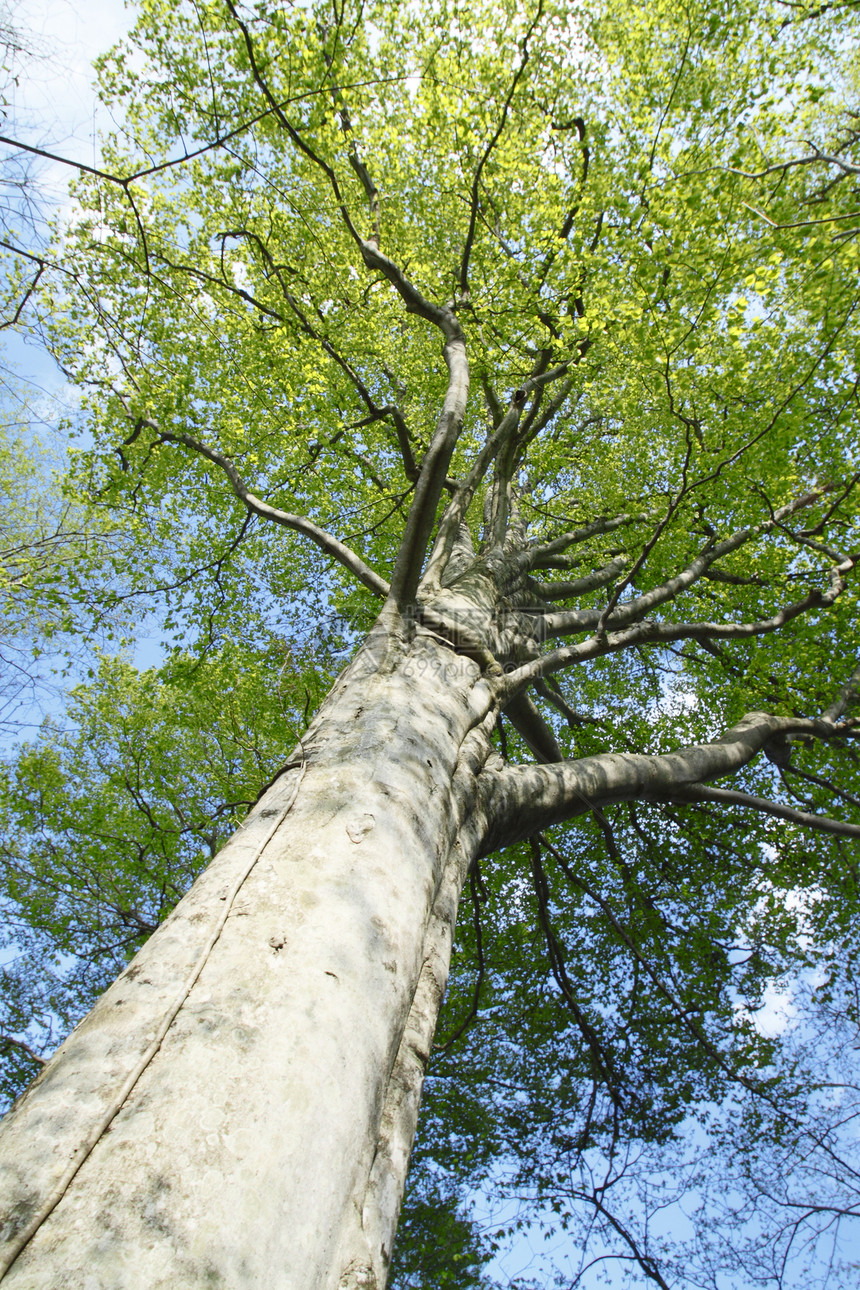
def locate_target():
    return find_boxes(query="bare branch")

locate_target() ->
[335,239,477,611]
[523,512,653,572]
[133,418,390,598]
[206,229,419,481]
[516,376,575,456]
[783,761,860,810]
[480,711,856,852]
[151,246,287,325]
[571,1188,672,1289]
[534,118,590,290]
[662,784,860,838]
[323,53,381,245]
[777,0,860,28]
[596,399,697,631]
[0,136,154,269]
[540,486,835,639]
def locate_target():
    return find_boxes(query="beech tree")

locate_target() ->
[1,0,860,1285]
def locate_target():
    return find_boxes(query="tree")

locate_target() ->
[0,6,130,738]
[0,0,859,1285]
[0,411,135,734]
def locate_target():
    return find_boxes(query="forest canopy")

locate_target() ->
[1,0,860,1285]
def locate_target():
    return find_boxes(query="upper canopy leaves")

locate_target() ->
[25,0,854,669]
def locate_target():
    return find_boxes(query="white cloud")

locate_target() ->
[754,981,799,1038]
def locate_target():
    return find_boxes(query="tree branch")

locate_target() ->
[224,0,368,252]
[421,359,577,593]
[134,419,389,598]
[0,78,403,187]
[211,230,419,481]
[385,322,469,611]
[571,1188,671,1290]
[530,556,628,602]
[823,661,860,723]
[534,678,606,732]
[729,145,860,180]
[459,2,544,297]
[540,486,834,638]
[522,512,653,572]
[511,552,854,684]
[0,1035,46,1067]
[421,389,525,591]
[479,712,856,853]
[743,201,860,232]
[529,839,627,1111]
[503,689,563,763]
[660,784,860,838]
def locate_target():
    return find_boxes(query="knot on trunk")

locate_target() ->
[339,1259,380,1288]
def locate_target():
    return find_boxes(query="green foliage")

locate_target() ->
[23,0,854,699]
[3,0,860,1282]
[389,1184,496,1290]
[0,398,134,729]
[0,637,335,1094]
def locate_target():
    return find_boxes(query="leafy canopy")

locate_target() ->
[2,0,860,1284]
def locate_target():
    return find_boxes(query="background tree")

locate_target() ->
[0,0,860,1285]
[0,2,133,742]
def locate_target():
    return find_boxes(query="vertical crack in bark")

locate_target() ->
[353,840,468,1288]
[0,763,307,1284]
[338,691,499,1288]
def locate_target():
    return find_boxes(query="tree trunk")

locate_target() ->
[0,621,498,1288]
